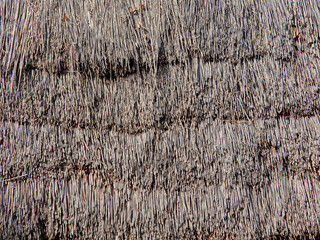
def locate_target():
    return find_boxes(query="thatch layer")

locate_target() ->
[2,0,320,76]
[1,0,320,239]
[1,116,320,186]
[1,174,320,239]
[1,55,320,133]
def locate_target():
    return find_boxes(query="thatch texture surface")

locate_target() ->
[1,0,320,239]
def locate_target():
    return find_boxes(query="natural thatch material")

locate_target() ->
[1,0,320,239]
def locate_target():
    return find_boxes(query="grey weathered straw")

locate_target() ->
[1,0,320,239]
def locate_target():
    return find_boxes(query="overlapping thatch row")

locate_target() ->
[2,116,320,193]
[1,158,320,239]
[1,55,320,133]
[1,0,320,77]
[1,0,320,239]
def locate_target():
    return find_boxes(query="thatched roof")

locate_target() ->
[1,0,320,239]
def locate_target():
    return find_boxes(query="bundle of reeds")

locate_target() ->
[1,0,320,239]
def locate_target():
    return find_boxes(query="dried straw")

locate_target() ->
[1,0,320,239]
